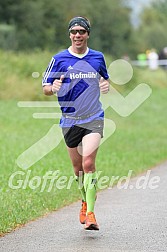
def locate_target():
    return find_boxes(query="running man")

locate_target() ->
[42,16,110,230]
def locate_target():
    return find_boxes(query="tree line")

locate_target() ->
[0,0,167,58]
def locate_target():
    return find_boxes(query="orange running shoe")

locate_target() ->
[84,212,99,230]
[79,201,87,224]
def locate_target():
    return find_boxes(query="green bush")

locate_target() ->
[0,24,17,50]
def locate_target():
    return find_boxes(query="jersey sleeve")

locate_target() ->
[99,54,109,80]
[42,57,59,86]
[42,55,71,97]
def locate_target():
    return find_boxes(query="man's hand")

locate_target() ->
[52,75,64,94]
[99,77,110,94]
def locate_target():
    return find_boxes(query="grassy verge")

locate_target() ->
[0,50,167,234]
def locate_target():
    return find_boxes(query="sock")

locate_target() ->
[75,174,86,202]
[84,172,97,213]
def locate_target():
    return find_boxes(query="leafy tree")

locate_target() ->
[0,24,17,50]
[86,0,132,57]
[135,0,167,53]
[0,0,132,56]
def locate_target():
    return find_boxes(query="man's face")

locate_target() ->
[69,25,89,51]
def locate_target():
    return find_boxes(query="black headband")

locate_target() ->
[68,17,91,34]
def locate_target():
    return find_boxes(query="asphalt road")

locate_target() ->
[0,161,167,252]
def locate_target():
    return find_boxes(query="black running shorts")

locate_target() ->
[62,120,104,148]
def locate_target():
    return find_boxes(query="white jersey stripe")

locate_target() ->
[43,57,55,84]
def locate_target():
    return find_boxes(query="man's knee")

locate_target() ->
[83,157,95,173]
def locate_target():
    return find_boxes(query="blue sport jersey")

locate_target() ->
[42,48,109,127]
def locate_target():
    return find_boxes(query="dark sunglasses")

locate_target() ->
[70,29,87,35]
